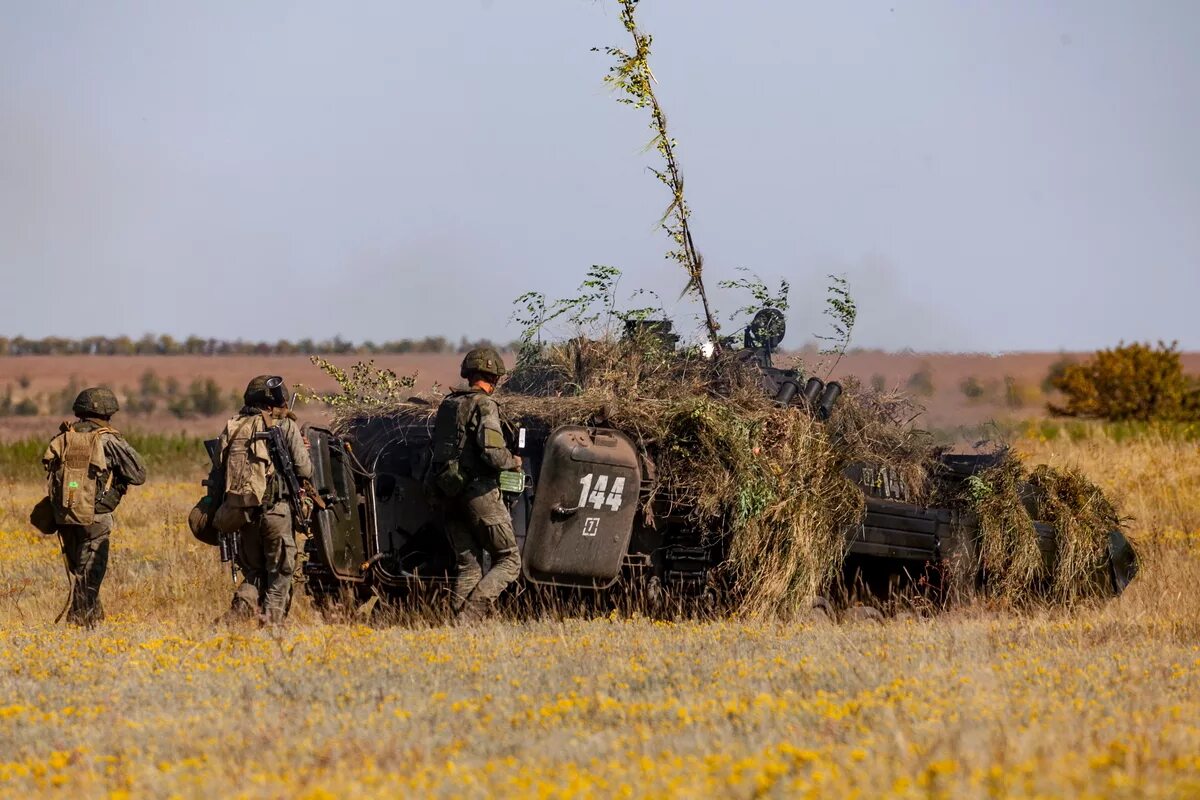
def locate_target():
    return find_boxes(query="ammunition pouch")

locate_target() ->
[94,480,128,515]
[433,461,467,498]
[263,473,279,507]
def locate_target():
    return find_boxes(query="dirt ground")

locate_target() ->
[1,350,1197,441]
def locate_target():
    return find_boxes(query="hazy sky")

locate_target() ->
[2,1,1198,351]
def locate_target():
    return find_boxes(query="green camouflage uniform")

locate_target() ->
[214,408,313,622]
[434,387,522,614]
[42,420,147,625]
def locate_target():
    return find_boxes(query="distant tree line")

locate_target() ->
[0,334,516,357]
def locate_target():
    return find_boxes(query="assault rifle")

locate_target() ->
[203,438,239,582]
[252,426,311,533]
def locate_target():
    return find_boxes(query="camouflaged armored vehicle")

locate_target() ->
[299,311,1137,610]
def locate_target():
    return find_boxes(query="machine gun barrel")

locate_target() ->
[252,427,310,533]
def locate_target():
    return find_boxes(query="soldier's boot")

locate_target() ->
[262,604,288,627]
[455,597,491,625]
[67,598,104,628]
[220,596,258,625]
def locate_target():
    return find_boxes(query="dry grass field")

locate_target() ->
[0,430,1198,797]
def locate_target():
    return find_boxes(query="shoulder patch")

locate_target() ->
[483,427,507,449]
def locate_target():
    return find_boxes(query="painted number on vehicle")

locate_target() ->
[583,517,600,537]
[577,473,626,512]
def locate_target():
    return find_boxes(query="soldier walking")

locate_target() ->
[211,376,312,624]
[429,348,523,622]
[40,388,146,626]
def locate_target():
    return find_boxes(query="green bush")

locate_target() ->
[1042,355,1076,394]
[1004,376,1041,409]
[960,376,986,401]
[14,398,39,416]
[905,366,935,398]
[1049,342,1200,422]
[50,376,85,416]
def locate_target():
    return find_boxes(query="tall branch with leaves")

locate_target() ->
[816,274,857,378]
[597,0,722,349]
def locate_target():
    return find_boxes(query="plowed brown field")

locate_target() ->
[1,350,1197,440]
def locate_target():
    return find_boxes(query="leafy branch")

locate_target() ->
[512,265,666,365]
[296,357,418,409]
[718,268,790,322]
[815,274,856,378]
[595,0,721,348]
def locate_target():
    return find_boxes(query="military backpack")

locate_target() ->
[429,391,485,497]
[43,422,122,526]
[212,412,278,532]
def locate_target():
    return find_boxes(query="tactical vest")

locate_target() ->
[221,412,276,508]
[45,422,118,525]
[429,390,489,496]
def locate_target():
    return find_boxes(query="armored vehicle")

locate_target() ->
[298,312,1136,611]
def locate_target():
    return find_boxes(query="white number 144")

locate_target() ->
[578,473,626,512]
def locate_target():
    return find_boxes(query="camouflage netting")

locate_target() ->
[325,336,1127,615]
[965,453,1124,604]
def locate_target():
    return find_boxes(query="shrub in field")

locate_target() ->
[13,397,39,416]
[156,377,236,418]
[188,378,228,416]
[1004,376,1041,409]
[1049,342,1200,422]
[49,376,84,416]
[905,366,935,398]
[960,375,986,401]
[1042,355,1076,394]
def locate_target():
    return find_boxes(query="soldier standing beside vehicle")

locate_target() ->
[38,388,146,626]
[429,348,524,623]
[211,376,312,624]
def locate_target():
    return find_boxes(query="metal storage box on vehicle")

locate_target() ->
[523,425,641,588]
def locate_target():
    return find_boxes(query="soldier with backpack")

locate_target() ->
[429,348,523,623]
[38,388,146,626]
[211,375,312,624]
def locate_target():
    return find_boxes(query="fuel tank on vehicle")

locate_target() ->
[523,426,642,588]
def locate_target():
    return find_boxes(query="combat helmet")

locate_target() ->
[243,375,289,408]
[460,347,507,380]
[73,387,119,419]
